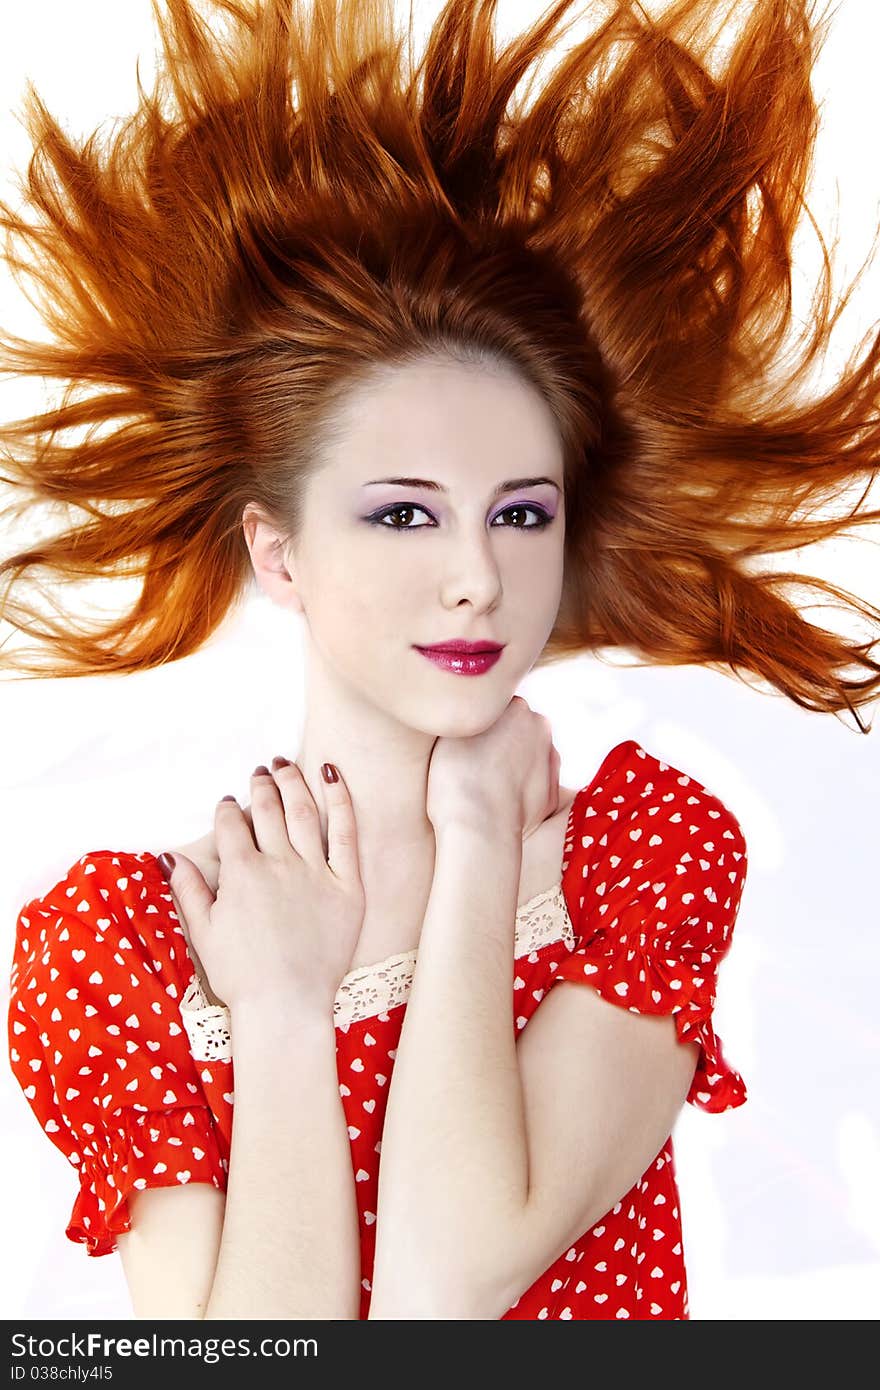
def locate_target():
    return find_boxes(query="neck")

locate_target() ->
[293,660,439,875]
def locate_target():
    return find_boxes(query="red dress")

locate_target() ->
[7,739,748,1319]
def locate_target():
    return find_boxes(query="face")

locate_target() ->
[263,355,567,738]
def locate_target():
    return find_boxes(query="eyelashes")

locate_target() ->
[366,502,554,532]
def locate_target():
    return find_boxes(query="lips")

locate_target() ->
[414,644,504,676]
[416,641,504,654]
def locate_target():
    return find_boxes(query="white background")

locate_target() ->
[1,0,879,1320]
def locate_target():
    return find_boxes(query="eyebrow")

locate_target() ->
[361,475,561,496]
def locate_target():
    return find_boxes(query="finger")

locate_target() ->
[214,794,261,864]
[249,765,299,858]
[158,851,215,943]
[272,760,326,862]
[321,763,361,884]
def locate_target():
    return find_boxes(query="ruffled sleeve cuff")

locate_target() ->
[553,936,747,1114]
[679,1004,747,1113]
[66,1105,228,1256]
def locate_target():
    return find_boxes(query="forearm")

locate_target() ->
[203,1003,361,1320]
[369,820,528,1317]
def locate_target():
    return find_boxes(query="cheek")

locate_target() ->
[313,545,413,636]
[510,542,565,602]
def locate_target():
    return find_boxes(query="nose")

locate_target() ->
[437,527,503,612]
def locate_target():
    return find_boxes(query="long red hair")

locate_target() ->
[1,0,878,728]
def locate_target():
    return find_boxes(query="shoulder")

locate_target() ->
[565,738,748,944]
[12,848,189,996]
[572,738,746,848]
[20,847,172,926]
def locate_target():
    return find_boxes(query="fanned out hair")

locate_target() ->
[0,0,879,729]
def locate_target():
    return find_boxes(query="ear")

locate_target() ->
[241,504,305,615]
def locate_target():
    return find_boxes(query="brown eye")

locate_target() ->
[492,505,552,529]
[371,504,433,529]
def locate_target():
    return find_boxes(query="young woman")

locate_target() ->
[3,0,879,1320]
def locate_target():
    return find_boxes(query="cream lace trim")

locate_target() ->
[179,880,575,1061]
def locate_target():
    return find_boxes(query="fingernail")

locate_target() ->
[271,755,291,769]
[157,852,176,881]
[321,763,338,783]
[253,764,270,776]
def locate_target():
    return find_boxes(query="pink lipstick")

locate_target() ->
[414,640,504,676]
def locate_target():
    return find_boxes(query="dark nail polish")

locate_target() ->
[157,852,176,881]
[321,763,338,783]
[271,755,291,769]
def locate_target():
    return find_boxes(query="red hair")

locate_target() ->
[1,0,878,727]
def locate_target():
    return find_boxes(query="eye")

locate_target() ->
[367,503,553,531]
[369,504,434,530]
[491,504,553,530]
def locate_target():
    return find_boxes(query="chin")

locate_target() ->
[432,698,515,740]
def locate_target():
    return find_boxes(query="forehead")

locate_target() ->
[320,356,564,481]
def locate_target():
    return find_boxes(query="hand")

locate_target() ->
[426,695,561,840]
[162,760,365,1015]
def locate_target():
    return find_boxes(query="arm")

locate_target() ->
[369,818,528,1317]
[367,820,701,1320]
[137,761,365,1319]
[202,1001,360,1320]
[121,1001,361,1319]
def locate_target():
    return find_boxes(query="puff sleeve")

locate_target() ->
[7,851,229,1255]
[555,741,748,1112]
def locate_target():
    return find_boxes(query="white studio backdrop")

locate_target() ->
[1,0,879,1321]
